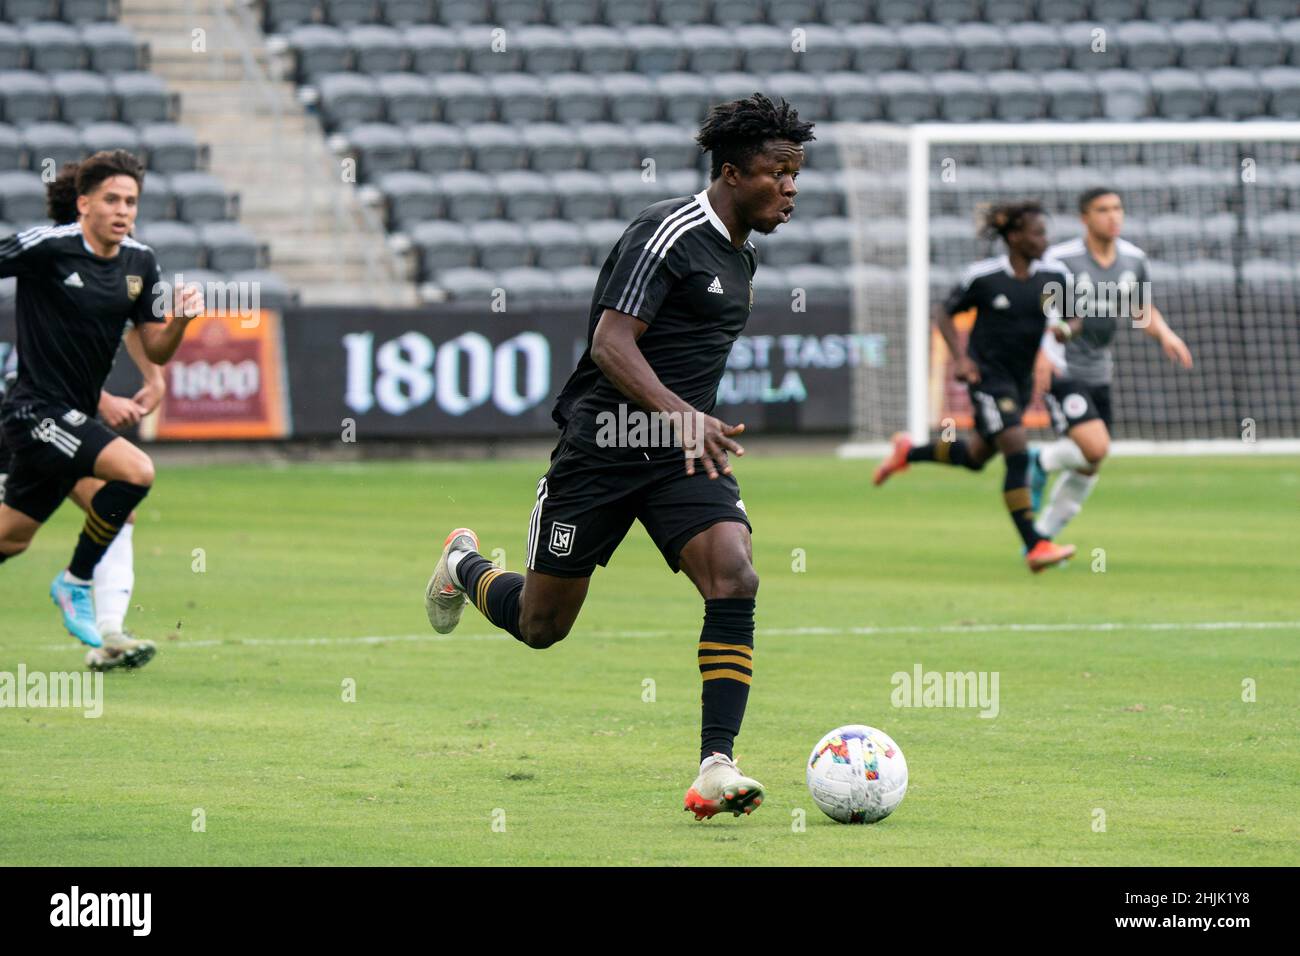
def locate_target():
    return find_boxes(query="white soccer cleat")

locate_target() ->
[683,752,765,820]
[425,527,479,634]
[85,631,157,672]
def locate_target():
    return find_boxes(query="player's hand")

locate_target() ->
[1161,331,1193,369]
[174,282,204,319]
[1032,352,1054,400]
[132,380,166,416]
[686,417,745,480]
[99,393,146,430]
[954,356,980,384]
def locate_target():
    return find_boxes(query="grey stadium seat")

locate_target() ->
[656,73,711,125]
[1172,20,1231,70]
[983,0,1034,22]
[80,120,139,155]
[169,171,231,223]
[607,170,670,220]
[1260,67,1300,119]
[317,73,384,128]
[551,170,614,221]
[136,221,201,272]
[487,73,547,124]
[750,220,815,266]
[23,22,84,72]
[876,72,938,122]
[458,24,523,74]
[520,123,582,173]
[382,0,436,25]
[685,26,745,75]
[0,25,21,71]
[517,26,578,75]
[658,0,711,25]
[1088,0,1142,18]
[494,0,546,24]
[4,0,58,21]
[0,124,21,169]
[930,166,997,217]
[135,173,172,223]
[823,73,881,122]
[433,267,497,300]
[495,169,556,222]
[289,26,351,81]
[1139,0,1198,17]
[1256,211,1300,258]
[578,123,640,173]
[141,123,200,173]
[987,71,1049,120]
[583,219,627,263]
[603,0,657,26]
[604,73,660,124]
[1165,165,1237,213]
[347,25,406,74]
[1281,20,1300,66]
[349,122,413,177]
[1198,0,1251,18]
[1095,69,1152,120]
[438,0,489,25]
[709,73,765,112]
[633,123,699,170]
[1226,20,1286,69]
[229,270,296,310]
[0,71,56,124]
[1008,23,1069,71]
[763,73,828,124]
[81,23,143,73]
[1061,21,1122,72]
[846,25,905,73]
[626,26,687,75]
[1253,0,1298,17]
[374,171,441,228]
[405,25,460,74]
[786,168,840,219]
[931,216,981,264]
[899,23,959,73]
[21,122,80,170]
[1204,68,1268,119]
[407,123,468,172]
[66,0,115,19]
[430,73,491,124]
[110,72,172,124]
[264,0,318,31]
[555,265,600,299]
[572,26,630,75]
[412,220,474,272]
[1118,21,1178,69]
[1148,68,1210,119]
[932,71,994,122]
[464,123,526,173]
[526,220,587,270]
[199,222,262,273]
[750,265,790,307]
[323,0,381,26]
[493,268,558,303]
[546,73,605,124]
[50,71,112,125]
[377,72,435,125]
[797,25,854,74]
[549,0,600,25]
[437,170,499,221]
[1041,70,1101,120]
[799,121,842,170]
[784,264,849,302]
[930,0,980,22]
[811,217,856,267]
[0,171,47,224]
[470,220,531,271]
[955,22,1016,73]
[736,25,797,74]
[818,0,872,24]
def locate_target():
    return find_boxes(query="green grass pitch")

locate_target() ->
[1,453,1296,865]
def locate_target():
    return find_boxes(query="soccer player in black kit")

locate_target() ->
[873,201,1077,573]
[424,94,812,820]
[0,150,203,647]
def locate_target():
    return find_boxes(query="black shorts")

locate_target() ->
[0,401,118,523]
[967,371,1032,442]
[1045,378,1113,436]
[525,436,753,578]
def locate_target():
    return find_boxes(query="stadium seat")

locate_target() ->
[437,0,486,25]
[900,23,959,73]
[1226,20,1286,69]
[1203,67,1268,119]
[1198,0,1251,17]
[50,70,112,125]
[1041,70,1101,120]
[110,72,172,124]
[572,26,630,74]
[954,22,1016,73]
[136,220,201,272]
[1118,21,1178,69]
[799,121,843,170]
[736,25,797,74]
[797,25,855,73]
[0,171,46,224]
[552,170,615,221]
[374,170,441,228]
[0,124,21,169]
[604,73,660,124]
[627,26,686,75]
[494,0,546,24]
[349,122,413,177]
[1148,68,1210,119]
[80,120,138,155]
[381,0,435,25]
[786,168,840,219]
[930,165,997,216]
[0,71,56,124]
[931,216,981,264]
[80,22,143,73]
[633,123,699,170]
[818,0,873,24]
[656,73,712,124]
[431,73,491,123]
[929,0,980,21]
[931,71,994,121]
[811,216,856,267]
[1259,67,1300,118]
[846,24,907,73]
[1253,0,1297,16]
[405,25,460,74]
[577,123,640,173]
[0,25,21,71]
[750,219,815,266]
[823,73,881,121]
[376,72,435,125]
[583,218,627,262]
[1165,165,1237,213]
[289,25,352,81]
[1095,68,1152,119]
[199,222,262,273]
[264,0,319,32]
[764,72,828,123]
[784,263,850,300]
[3,0,58,21]
[749,265,790,306]
[458,23,523,74]
[317,72,384,128]
[526,219,588,269]
[519,122,582,173]
[407,122,468,172]
[546,73,605,123]
[1008,23,1069,71]
[516,26,578,75]
[494,267,559,302]
[1061,21,1122,72]
[496,169,557,222]
[602,0,657,26]
[1281,19,1300,65]
[607,169,670,219]
[876,71,938,122]
[555,264,600,298]
[1143,0,1199,19]
[685,26,745,75]
[983,0,1035,21]
[170,171,230,224]
[229,270,297,310]
[134,172,171,222]
[23,22,84,72]
[658,0,712,25]
[433,266,497,300]
[1171,20,1231,70]
[483,74,545,125]
[986,71,1049,120]
[549,0,601,25]
[464,123,526,173]
[20,121,79,171]
[347,25,406,74]
[1255,211,1300,258]
[1088,0,1142,19]
[323,0,381,26]
[470,219,532,271]
[440,170,501,221]
[411,220,474,272]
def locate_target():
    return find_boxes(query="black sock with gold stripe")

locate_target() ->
[69,481,149,579]
[907,439,982,470]
[1003,451,1041,549]
[455,551,525,641]
[698,597,755,763]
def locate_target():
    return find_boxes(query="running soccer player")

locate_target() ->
[873,201,1077,573]
[0,150,203,651]
[425,94,812,820]
[1029,188,1194,537]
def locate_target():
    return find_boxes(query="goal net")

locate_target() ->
[836,122,1300,453]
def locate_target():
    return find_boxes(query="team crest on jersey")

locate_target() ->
[1063,393,1089,418]
[548,522,576,557]
[126,275,143,300]
[62,409,87,426]
[998,396,1018,413]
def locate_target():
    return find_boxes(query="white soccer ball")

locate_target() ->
[806,725,908,824]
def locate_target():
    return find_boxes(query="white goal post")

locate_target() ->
[834,121,1300,458]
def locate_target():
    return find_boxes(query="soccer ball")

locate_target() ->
[806,725,908,824]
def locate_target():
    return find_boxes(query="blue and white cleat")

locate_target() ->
[50,570,102,648]
[1028,447,1048,514]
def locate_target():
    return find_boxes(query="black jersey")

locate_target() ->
[0,222,164,415]
[552,190,757,458]
[943,254,1071,382]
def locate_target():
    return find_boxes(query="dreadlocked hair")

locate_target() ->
[978,200,1045,241]
[695,92,816,181]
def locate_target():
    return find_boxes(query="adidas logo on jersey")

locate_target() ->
[992,293,1010,309]
[63,272,84,288]
[707,276,724,294]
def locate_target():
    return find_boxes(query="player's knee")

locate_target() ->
[520,617,570,650]
[124,455,155,488]
[0,537,30,558]
[712,564,759,599]
[1082,437,1109,464]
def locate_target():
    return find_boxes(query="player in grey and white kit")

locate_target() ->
[1029,188,1194,537]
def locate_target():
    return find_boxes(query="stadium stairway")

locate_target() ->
[119,0,415,305]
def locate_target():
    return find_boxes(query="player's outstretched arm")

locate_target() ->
[135,283,204,365]
[122,326,167,415]
[1137,304,1193,369]
[590,307,745,480]
[933,303,979,384]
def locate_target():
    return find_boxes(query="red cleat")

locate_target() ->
[873,432,913,486]
[1026,539,1075,573]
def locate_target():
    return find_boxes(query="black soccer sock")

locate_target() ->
[1003,451,1042,550]
[907,440,983,470]
[68,481,150,580]
[456,551,526,642]
[699,597,755,763]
